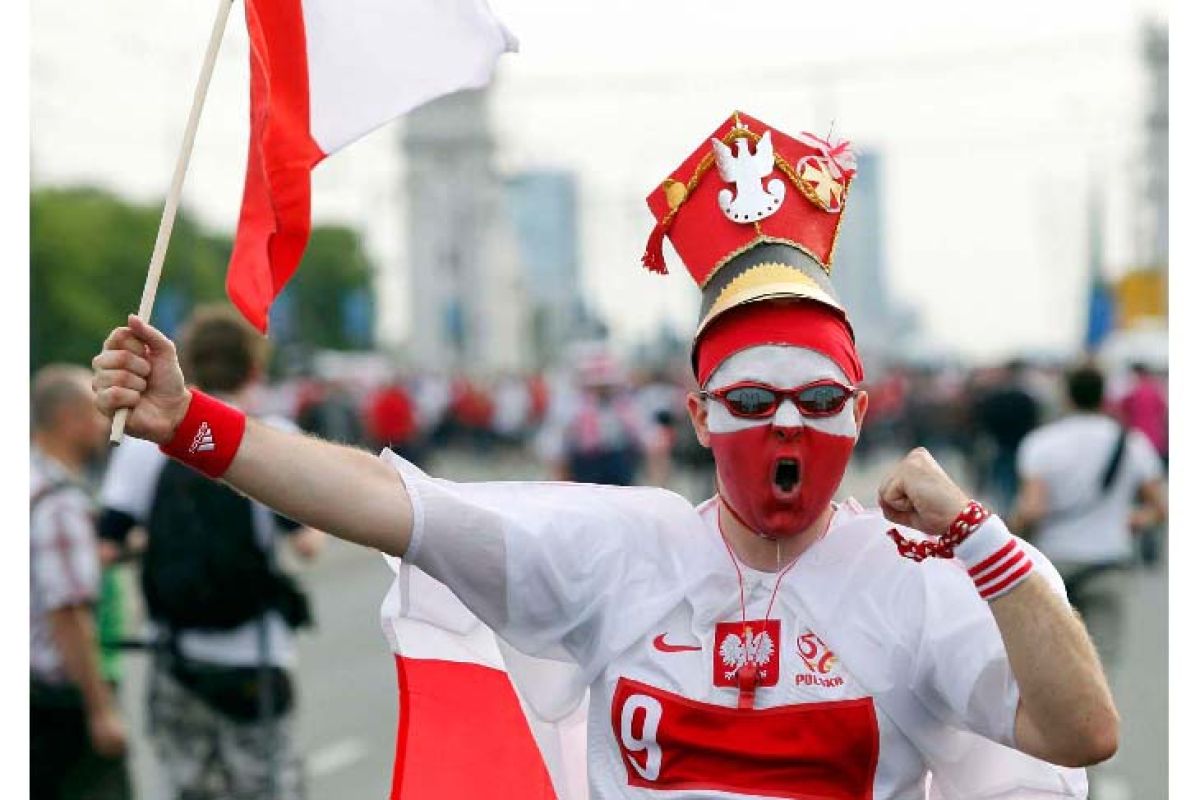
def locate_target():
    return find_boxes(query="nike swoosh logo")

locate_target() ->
[652,634,702,653]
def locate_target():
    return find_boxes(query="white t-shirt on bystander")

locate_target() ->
[1017,413,1163,565]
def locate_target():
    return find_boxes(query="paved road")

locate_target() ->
[118,449,1167,798]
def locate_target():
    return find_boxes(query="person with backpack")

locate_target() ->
[1012,364,1167,678]
[97,306,323,800]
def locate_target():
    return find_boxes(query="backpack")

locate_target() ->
[143,458,311,632]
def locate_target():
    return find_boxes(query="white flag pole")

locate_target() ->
[111,0,236,444]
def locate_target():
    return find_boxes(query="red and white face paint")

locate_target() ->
[705,344,858,539]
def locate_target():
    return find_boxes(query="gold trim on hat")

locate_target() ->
[698,234,834,288]
[696,262,843,335]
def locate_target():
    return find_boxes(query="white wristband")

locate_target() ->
[955,517,1034,601]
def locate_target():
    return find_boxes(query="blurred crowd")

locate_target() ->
[30,305,1168,799]
[856,358,1168,516]
[255,350,1170,520]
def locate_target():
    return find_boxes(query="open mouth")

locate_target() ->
[773,458,801,496]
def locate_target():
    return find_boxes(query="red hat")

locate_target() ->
[641,111,861,378]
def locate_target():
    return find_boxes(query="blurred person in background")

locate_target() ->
[635,366,686,487]
[971,359,1041,515]
[412,370,453,448]
[1117,362,1167,469]
[296,376,364,447]
[537,348,668,486]
[1012,363,1167,682]
[903,366,962,462]
[31,365,130,800]
[448,373,497,452]
[491,371,533,448]
[526,370,550,430]
[364,373,424,465]
[96,306,323,800]
[856,366,908,462]
[1116,362,1169,565]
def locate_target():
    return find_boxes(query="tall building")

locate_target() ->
[402,87,528,372]
[1142,22,1168,269]
[504,170,585,365]
[831,150,918,369]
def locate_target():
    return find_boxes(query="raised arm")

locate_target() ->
[879,448,1119,768]
[93,316,413,556]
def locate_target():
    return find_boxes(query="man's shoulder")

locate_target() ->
[30,453,87,510]
[1022,415,1098,454]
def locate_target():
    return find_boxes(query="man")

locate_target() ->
[364,374,423,464]
[1116,361,1168,565]
[94,112,1116,797]
[1117,362,1167,469]
[97,306,323,800]
[31,365,130,799]
[537,346,666,486]
[972,360,1041,515]
[1013,363,1167,676]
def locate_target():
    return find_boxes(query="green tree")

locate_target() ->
[31,187,377,370]
[30,187,228,371]
[283,224,375,350]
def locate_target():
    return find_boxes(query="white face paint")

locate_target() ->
[704,344,858,437]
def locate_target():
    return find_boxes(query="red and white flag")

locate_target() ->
[381,558,590,800]
[229,0,517,331]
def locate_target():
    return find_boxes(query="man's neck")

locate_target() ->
[32,434,84,478]
[717,499,835,572]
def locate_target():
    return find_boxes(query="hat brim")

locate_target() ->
[696,264,844,339]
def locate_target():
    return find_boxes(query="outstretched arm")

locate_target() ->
[93,316,414,556]
[879,448,1119,768]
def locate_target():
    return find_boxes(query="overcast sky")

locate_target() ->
[31,0,1169,361]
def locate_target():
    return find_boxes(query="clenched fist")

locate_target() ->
[877,447,971,537]
[92,315,191,445]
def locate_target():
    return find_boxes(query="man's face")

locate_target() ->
[63,389,111,461]
[686,345,867,539]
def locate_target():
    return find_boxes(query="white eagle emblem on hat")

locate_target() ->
[712,131,786,225]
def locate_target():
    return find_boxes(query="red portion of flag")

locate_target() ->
[611,677,879,799]
[229,0,324,332]
[392,656,557,799]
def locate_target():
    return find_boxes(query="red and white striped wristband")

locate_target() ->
[159,389,247,479]
[952,506,1034,601]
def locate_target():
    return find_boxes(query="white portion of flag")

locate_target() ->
[301,0,518,154]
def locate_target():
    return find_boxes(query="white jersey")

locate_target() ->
[388,452,1084,799]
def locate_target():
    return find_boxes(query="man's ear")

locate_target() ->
[852,390,870,438]
[685,392,712,448]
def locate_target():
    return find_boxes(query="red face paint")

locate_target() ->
[709,422,855,539]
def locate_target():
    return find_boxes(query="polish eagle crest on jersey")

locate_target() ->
[713,619,781,687]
